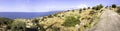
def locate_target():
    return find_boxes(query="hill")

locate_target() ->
[0,4,120,31]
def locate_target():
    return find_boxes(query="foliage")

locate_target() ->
[79,9,82,13]
[53,14,58,16]
[41,16,47,21]
[89,11,96,15]
[105,6,108,8]
[92,7,96,9]
[11,20,26,31]
[83,8,86,10]
[48,15,53,18]
[96,4,103,10]
[0,4,116,31]
[92,4,103,10]
[62,15,80,27]
[0,17,13,25]
[72,10,75,12]
[88,7,90,9]
[116,6,120,13]
[112,4,117,8]
[52,27,60,31]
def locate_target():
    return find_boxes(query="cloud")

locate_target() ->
[76,4,88,8]
[0,5,30,12]
[33,5,76,12]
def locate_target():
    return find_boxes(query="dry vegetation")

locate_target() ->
[0,4,120,31]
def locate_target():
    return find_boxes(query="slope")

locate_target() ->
[88,9,120,31]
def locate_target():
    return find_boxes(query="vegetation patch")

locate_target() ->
[62,15,80,27]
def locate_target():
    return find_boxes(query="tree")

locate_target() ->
[96,4,103,10]
[112,4,117,8]
[92,4,103,10]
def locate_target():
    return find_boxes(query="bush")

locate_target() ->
[11,20,26,31]
[83,8,86,10]
[67,10,70,11]
[53,14,58,16]
[116,6,120,13]
[88,7,90,9]
[89,11,96,15]
[79,9,82,13]
[52,27,60,31]
[72,10,75,12]
[48,15,53,18]
[0,17,13,25]
[112,4,117,8]
[62,15,80,27]
[105,6,108,8]
[41,16,47,21]
[92,7,96,9]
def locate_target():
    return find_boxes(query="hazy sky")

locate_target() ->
[0,0,120,12]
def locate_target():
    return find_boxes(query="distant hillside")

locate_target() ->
[0,4,120,31]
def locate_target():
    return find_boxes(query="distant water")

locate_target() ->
[0,11,59,19]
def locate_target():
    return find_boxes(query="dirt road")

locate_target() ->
[88,10,120,31]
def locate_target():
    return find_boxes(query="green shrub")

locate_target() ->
[41,16,47,21]
[48,15,53,18]
[11,20,26,31]
[53,14,58,16]
[0,17,13,25]
[62,15,80,27]
[52,27,60,31]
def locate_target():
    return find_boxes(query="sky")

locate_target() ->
[0,0,120,12]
